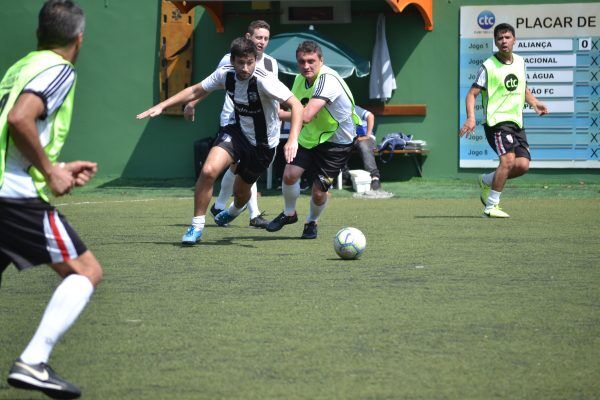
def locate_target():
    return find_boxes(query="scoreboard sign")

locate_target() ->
[460,3,600,169]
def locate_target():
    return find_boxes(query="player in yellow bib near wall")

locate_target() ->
[460,22,548,218]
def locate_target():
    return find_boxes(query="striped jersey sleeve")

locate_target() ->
[22,64,75,119]
[201,65,231,92]
[312,74,342,104]
[473,66,487,89]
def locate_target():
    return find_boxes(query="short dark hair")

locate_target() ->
[494,23,515,40]
[230,37,258,61]
[296,40,323,59]
[37,0,85,48]
[247,20,270,36]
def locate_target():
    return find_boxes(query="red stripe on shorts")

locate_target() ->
[48,210,71,261]
[495,132,505,155]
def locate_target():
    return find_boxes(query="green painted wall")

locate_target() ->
[1,0,598,181]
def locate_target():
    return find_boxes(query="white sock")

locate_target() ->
[485,190,501,208]
[247,183,260,219]
[227,202,246,217]
[482,172,495,186]
[215,169,235,209]
[20,274,94,365]
[192,215,205,230]
[307,196,327,222]
[282,181,300,216]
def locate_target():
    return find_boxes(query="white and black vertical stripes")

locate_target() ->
[42,65,74,100]
[312,75,327,98]
[225,71,268,147]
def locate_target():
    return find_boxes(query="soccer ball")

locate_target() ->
[333,227,366,260]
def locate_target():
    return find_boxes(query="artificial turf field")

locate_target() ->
[0,179,599,399]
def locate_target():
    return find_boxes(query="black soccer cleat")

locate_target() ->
[300,221,318,239]
[370,178,381,191]
[249,212,269,229]
[210,204,224,218]
[266,212,298,232]
[7,359,81,399]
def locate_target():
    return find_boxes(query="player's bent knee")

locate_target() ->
[200,165,221,181]
[518,161,530,174]
[312,189,328,205]
[51,250,103,287]
[282,173,300,186]
[499,157,515,170]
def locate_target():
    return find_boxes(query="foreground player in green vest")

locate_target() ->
[460,23,548,218]
[0,1,102,398]
[267,40,360,238]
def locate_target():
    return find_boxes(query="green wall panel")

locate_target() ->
[1,0,598,180]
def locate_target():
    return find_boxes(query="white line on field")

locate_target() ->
[55,197,192,206]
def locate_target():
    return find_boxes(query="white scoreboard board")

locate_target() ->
[460,3,600,168]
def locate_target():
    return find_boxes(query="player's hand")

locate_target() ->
[283,139,298,163]
[47,163,75,196]
[136,105,164,119]
[459,117,476,138]
[533,101,549,116]
[64,161,98,187]
[183,103,195,122]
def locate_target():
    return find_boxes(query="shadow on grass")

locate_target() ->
[164,235,301,248]
[219,235,299,242]
[414,215,482,219]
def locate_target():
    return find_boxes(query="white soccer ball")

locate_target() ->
[333,227,366,260]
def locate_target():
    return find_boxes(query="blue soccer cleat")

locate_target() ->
[214,209,238,227]
[182,225,203,245]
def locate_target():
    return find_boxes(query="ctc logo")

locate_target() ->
[477,10,495,30]
[504,74,519,92]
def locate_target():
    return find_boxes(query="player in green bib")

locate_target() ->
[267,41,360,239]
[460,23,548,218]
[1,1,102,398]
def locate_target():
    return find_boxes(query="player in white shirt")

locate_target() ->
[184,21,278,229]
[137,37,303,245]
[268,41,360,239]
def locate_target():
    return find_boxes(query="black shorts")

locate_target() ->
[0,197,87,271]
[214,124,276,184]
[290,141,354,192]
[484,122,531,160]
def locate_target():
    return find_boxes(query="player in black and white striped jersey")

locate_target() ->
[137,37,303,245]
[185,20,278,229]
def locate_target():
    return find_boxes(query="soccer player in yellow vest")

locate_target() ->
[267,41,360,238]
[0,1,102,398]
[460,23,548,218]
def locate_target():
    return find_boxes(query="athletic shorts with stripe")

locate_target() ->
[215,124,276,184]
[290,140,355,192]
[0,197,87,272]
[483,122,531,160]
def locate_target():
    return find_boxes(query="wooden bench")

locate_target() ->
[373,148,430,177]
